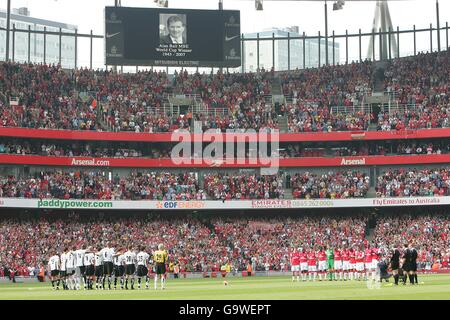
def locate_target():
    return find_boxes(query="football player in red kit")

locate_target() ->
[307,249,317,281]
[334,248,343,281]
[317,247,327,281]
[371,245,380,281]
[365,246,373,281]
[299,248,308,281]
[349,248,357,280]
[290,247,301,282]
[341,247,350,281]
[355,247,365,280]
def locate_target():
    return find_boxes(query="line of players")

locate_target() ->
[289,245,381,282]
[47,243,169,291]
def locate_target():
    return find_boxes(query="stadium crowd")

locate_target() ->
[280,140,450,157]
[378,52,449,131]
[0,216,218,277]
[203,173,285,200]
[373,214,449,270]
[0,51,447,133]
[0,140,144,158]
[0,213,447,277]
[211,215,368,272]
[5,168,450,200]
[1,138,450,160]
[0,171,204,200]
[0,63,99,131]
[282,61,373,133]
[291,171,370,199]
[375,167,450,197]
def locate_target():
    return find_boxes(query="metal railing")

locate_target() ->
[331,105,372,115]
[0,20,448,72]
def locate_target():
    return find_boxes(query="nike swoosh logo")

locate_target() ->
[225,35,239,42]
[106,32,120,39]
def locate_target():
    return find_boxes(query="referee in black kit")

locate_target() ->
[389,245,401,285]
[409,242,419,284]
[402,243,418,285]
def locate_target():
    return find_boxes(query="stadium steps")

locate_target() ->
[96,103,111,131]
[284,189,293,199]
[270,77,288,132]
[278,114,289,133]
[366,228,376,242]
[78,91,91,104]
[366,187,377,198]
[372,60,388,92]
[202,217,217,235]
[365,213,378,242]
[97,117,110,132]
[270,77,283,95]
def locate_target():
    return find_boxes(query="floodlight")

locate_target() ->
[255,0,263,11]
[333,0,345,11]
[154,0,168,8]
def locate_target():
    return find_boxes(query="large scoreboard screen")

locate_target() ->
[105,7,241,67]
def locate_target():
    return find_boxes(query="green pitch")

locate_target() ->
[1,275,449,300]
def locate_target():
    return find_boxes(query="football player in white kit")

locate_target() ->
[48,251,61,290]
[66,246,77,290]
[75,244,90,290]
[84,248,95,290]
[124,245,137,290]
[59,247,68,290]
[94,245,104,290]
[136,246,150,289]
[100,243,116,290]
[113,249,126,290]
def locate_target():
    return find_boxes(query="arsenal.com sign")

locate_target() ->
[71,158,110,166]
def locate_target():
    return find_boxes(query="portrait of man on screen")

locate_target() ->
[160,14,187,45]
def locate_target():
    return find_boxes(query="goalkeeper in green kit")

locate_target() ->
[326,246,335,281]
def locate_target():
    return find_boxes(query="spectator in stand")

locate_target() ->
[1,213,447,275]
[0,214,368,274]
[291,171,369,199]
[0,171,205,201]
[376,168,450,197]
[0,51,448,133]
[379,52,449,131]
[2,138,450,160]
[203,173,284,200]
[373,214,449,268]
